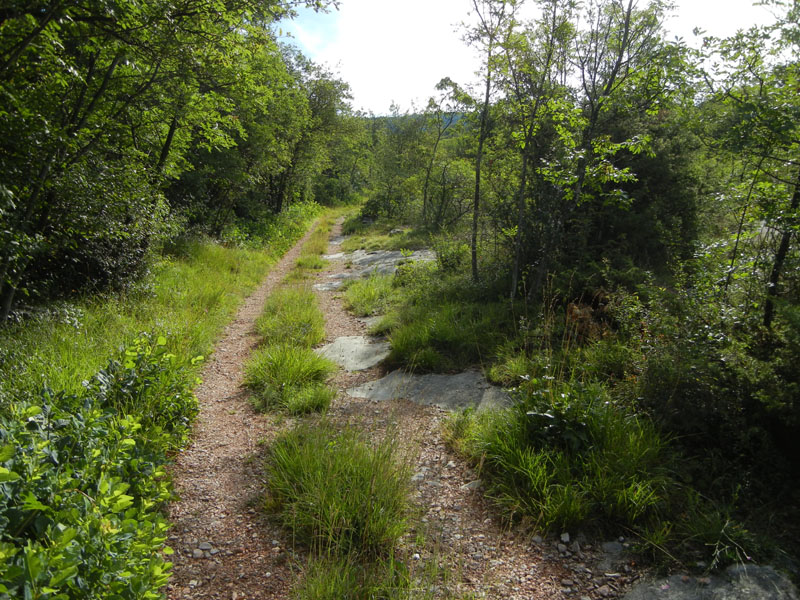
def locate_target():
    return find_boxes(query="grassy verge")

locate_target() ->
[0,202,322,598]
[333,216,778,573]
[0,202,322,401]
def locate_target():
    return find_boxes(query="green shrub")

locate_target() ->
[256,287,326,348]
[0,338,194,599]
[265,423,410,557]
[245,344,336,412]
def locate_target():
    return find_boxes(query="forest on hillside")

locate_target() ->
[0,0,799,596]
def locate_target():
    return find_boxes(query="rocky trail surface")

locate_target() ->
[165,218,798,600]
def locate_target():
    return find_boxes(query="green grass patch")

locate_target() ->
[343,273,396,317]
[444,378,671,533]
[256,286,326,348]
[245,344,336,413]
[296,254,328,270]
[0,202,323,403]
[339,218,428,254]
[294,555,425,600]
[265,422,410,557]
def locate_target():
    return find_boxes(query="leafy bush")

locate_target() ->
[265,423,410,557]
[0,338,196,599]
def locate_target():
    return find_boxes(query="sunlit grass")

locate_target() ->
[256,286,326,348]
[0,204,322,406]
[265,422,410,557]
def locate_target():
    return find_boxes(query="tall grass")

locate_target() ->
[256,286,326,347]
[0,203,322,405]
[444,379,671,532]
[245,344,336,414]
[265,422,410,557]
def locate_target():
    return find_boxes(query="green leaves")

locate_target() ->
[0,334,195,598]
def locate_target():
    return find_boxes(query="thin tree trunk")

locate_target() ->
[472,71,492,283]
[764,170,800,329]
[510,140,530,298]
[156,114,180,173]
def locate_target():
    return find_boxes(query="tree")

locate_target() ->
[702,1,800,329]
[465,0,514,282]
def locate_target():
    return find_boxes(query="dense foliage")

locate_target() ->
[341,0,799,569]
[0,0,360,320]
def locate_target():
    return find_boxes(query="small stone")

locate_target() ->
[461,479,483,490]
[597,584,612,597]
[446,460,457,468]
[189,580,199,588]
[561,532,571,543]
[561,578,574,586]
[532,535,543,544]
[412,553,421,560]
[271,540,280,546]
[210,548,219,555]
[192,549,204,558]
[198,542,213,551]
[265,572,272,578]
[558,543,568,553]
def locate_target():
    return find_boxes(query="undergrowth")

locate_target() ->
[0,202,323,598]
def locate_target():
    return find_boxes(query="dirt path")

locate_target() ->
[165,217,637,600]
[165,225,321,600]
[313,221,580,599]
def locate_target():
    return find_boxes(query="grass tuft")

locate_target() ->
[256,286,325,347]
[265,422,410,557]
[343,273,395,317]
[245,344,336,412]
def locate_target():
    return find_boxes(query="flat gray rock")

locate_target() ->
[323,249,435,278]
[313,280,344,291]
[346,369,511,411]
[358,315,384,330]
[316,336,390,371]
[623,565,798,600]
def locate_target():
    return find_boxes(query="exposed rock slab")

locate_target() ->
[323,249,435,277]
[317,336,390,371]
[313,280,344,292]
[623,565,798,600]
[346,369,511,411]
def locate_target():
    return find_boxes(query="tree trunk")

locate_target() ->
[764,170,800,329]
[472,70,492,283]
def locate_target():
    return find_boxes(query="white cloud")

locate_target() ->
[282,0,782,115]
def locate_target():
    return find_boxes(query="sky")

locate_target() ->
[279,0,779,115]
